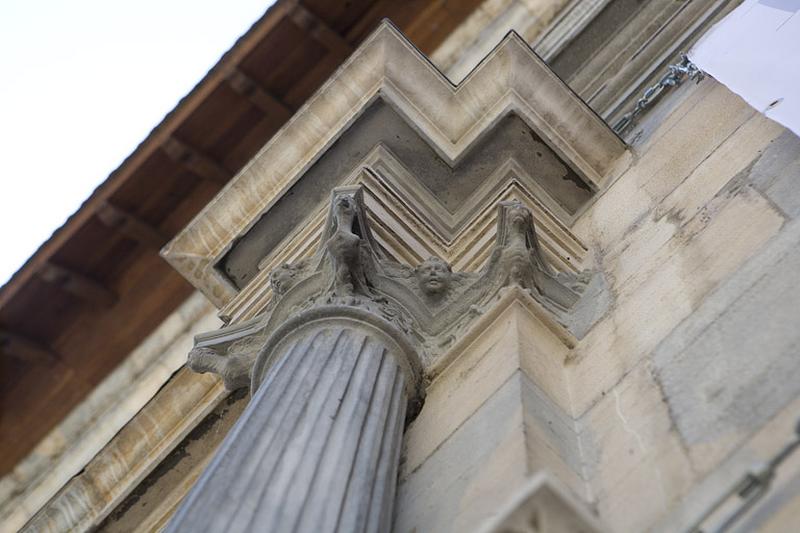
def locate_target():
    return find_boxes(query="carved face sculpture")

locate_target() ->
[415,257,452,296]
[333,195,356,222]
[270,264,296,295]
[507,203,529,232]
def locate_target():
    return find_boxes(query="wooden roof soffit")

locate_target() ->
[96,202,169,249]
[289,3,353,59]
[38,262,117,309]
[162,21,629,308]
[0,0,298,309]
[161,137,231,184]
[0,329,58,364]
[226,69,293,123]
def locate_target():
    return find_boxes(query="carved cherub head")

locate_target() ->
[415,256,452,297]
[270,263,299,295]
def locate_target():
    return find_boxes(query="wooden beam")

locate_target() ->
[283,51,342,107]
[289,4,353,58]
[227,69,293,123]
[343,0,396,43]
[161,137,230,184]
[280,4,357,108]
[0,329,58,363]
[96,203,169,249]
[38,263,117,309]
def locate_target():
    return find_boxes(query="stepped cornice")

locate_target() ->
[221,149,589,324]
[162,21,625,308]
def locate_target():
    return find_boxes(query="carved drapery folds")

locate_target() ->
[170,185,591,532]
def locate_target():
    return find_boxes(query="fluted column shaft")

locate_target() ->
[167,322,408,533]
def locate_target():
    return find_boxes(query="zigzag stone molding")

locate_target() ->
[188,185,591,390]
[161,21,626,308]
[219,153,590,324]
[219,102,593,290]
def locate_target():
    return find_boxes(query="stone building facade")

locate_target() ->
[4,1,800,532]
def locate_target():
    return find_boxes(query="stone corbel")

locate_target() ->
[187,337,259,391]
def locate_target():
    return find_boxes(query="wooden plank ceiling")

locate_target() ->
[0,0,483,476]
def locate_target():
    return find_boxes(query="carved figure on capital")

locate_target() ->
[415,256,452,297]
[186,333,265,391]
[269,261,306,296]
[186,187,592,393]
[482,200,590,310]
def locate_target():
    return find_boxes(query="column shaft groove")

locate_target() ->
[167,326,407,533]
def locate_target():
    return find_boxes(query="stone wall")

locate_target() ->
[394,79,800,532]
[572,78,800,532]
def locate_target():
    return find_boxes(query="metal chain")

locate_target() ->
[613,54,705,134]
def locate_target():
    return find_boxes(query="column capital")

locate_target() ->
[188,185,593,398]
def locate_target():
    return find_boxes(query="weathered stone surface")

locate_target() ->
[520,373,588,499]
[650,394,800,533]
[573,81,758,250]
[396,372,530,533]
[577,362,694,533]
[746,130,800,219]
[653,216,800,471]
[402,296,574,479]
[397,371,586,533]
[569,84,788,417]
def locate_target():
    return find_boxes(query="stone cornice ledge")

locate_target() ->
[161,20,626,307]
[477,471,608,533]
[21,371,227,533]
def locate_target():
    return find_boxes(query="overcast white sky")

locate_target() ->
[0,0,275,286]
[690,0,800,137]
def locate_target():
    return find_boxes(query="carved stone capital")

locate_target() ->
[187,185,592,391]
[172,186,597,533]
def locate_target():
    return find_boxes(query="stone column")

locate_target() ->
[166,309,416,533]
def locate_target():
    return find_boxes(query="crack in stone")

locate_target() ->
[613,388,668,513]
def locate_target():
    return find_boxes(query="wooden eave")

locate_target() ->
[0,0,483,476]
